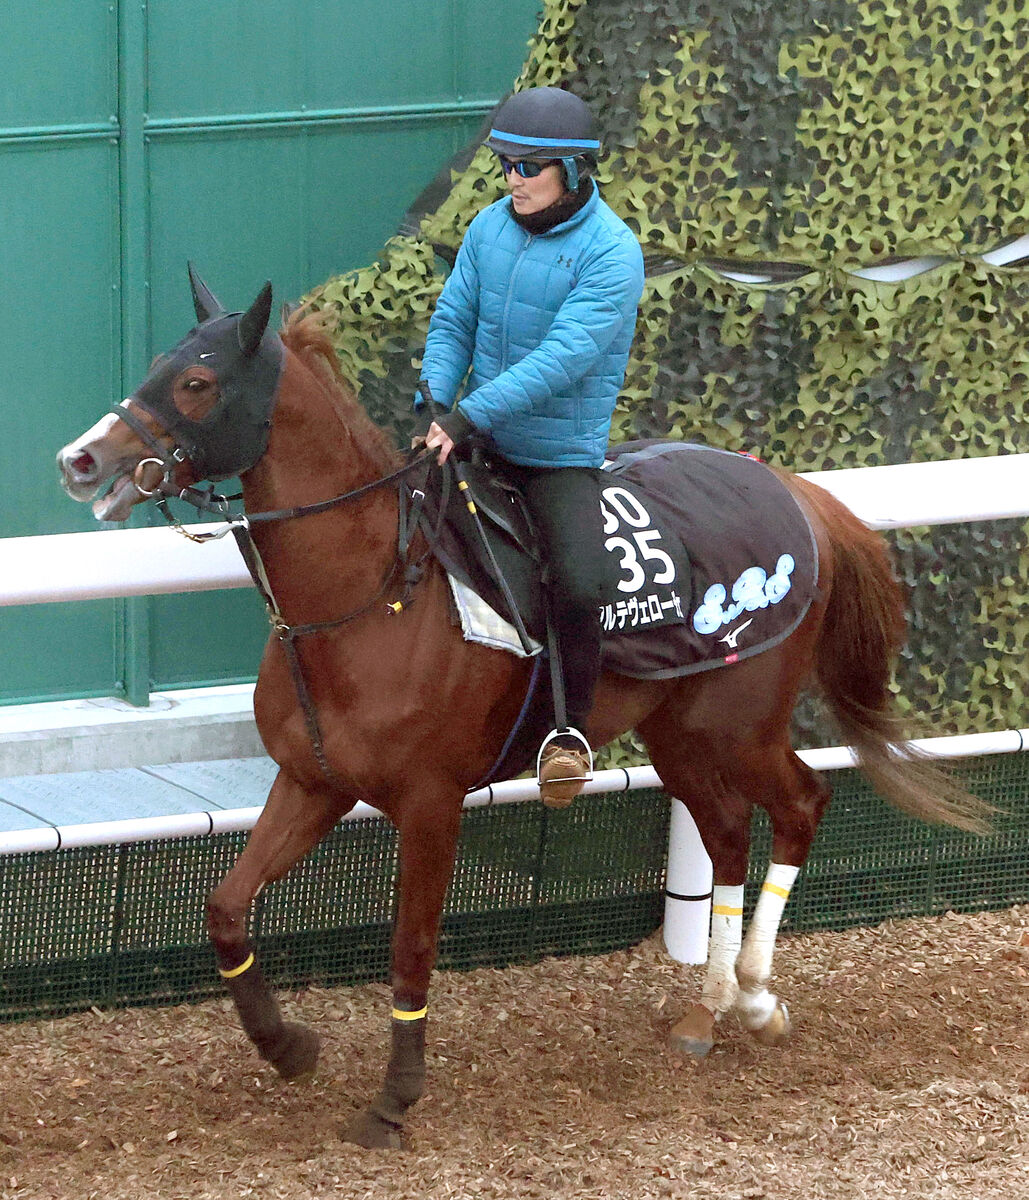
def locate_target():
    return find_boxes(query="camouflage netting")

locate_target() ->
[306,0,1029,755]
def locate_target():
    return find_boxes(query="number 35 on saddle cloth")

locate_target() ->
[420,440,818,681]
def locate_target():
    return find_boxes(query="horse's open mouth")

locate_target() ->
[92,472,140,522]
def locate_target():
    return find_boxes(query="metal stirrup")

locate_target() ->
[536,727,594,786]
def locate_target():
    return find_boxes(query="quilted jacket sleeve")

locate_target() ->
[415,218,482,412]
[457,233,644,432]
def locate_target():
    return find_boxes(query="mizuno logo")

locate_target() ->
[719,618,754,649]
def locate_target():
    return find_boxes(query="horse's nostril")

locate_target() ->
[67,450,97,479]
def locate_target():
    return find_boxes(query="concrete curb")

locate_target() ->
[0,684,263,778]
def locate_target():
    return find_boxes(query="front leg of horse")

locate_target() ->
[208,902,322,1082]
[206,771,343,1082]
[344,795,463,1150]
[344,997,429,1150]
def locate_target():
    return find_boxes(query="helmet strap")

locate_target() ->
[560,156,579,192]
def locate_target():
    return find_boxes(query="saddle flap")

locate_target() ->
[457,453,535,553]
[417,455,545,638]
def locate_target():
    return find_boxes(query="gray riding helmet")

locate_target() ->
[486,87,600,189]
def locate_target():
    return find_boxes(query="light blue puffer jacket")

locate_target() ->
[419,183,644,467]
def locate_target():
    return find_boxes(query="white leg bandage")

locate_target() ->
[735,863,799,1029]
[701,884,745,1019]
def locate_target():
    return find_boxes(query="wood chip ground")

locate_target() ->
[0,906,1026,1199]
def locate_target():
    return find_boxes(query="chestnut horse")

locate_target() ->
[56,272,986,1148]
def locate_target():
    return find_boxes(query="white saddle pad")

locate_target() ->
[447,574,542,658]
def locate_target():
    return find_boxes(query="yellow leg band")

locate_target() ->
[712,905,744,917]
[762,882,792,899]
[219,952,255,980]
[391,1006,428,1022]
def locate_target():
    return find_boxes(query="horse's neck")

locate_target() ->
[240,348,400,620]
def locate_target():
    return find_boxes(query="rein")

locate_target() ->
[151,449,434,532]
[105,298,450,795]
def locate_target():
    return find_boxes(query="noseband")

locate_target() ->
[107,399,190,494]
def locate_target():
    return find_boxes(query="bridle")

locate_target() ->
[108,309,286,489]
[108,400,189,496]
[108,379,444,796]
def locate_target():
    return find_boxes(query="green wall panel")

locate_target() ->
[0,2,115,130]
[0,603,118,705]
[148,590,269,693]
[0,142,120,538]
[146,0,538,117]
[147,117,487,332]
[146,5,301,119]
[0,1,538,707]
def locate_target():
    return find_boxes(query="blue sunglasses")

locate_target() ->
[497,155,555,178]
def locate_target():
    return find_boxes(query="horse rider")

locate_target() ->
[417,85,645,806]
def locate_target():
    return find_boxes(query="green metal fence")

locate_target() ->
[0,0,538,707]
[1,755,1025,1024]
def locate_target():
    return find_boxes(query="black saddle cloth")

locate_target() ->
[418,440,819,680]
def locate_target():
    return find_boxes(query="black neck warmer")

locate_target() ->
[511,176,594,234]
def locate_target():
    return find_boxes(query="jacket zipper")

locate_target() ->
[500,233,533,369]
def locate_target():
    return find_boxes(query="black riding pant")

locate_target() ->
[501,462,606,732]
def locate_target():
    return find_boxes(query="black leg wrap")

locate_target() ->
[344,1019,426,1149]
[222,957,321,1081]
[370,1019,427,1125]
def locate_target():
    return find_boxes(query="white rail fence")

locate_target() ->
[3,453,1029,964]
[6,454,1029,607]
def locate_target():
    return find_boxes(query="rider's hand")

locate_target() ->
[425,408,477,465]
[425,421,455,465]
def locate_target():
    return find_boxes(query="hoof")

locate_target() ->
[668,1003,716,1059]
[344,1108,405,1151]
[750,1001,790,1047]
[270,1021,321,1082]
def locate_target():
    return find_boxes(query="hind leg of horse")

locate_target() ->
[674,785,755,1058]
[731,746,831,1045]
[207,769,347,1081]
[638,718,754,1058]
[344,787,464,1150]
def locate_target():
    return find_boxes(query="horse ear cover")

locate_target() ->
[238,282,273,357]
[187,262,225,324]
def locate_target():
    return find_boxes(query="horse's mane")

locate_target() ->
[279,307,401,471]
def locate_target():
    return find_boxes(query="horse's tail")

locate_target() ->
[788,474,991,834]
